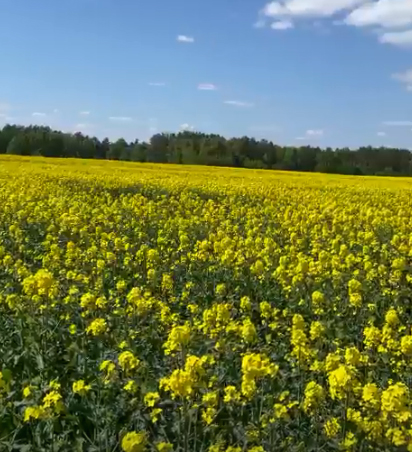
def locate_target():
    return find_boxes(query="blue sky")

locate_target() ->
[0,0,411,148]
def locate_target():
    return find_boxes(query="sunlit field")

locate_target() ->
[1,156,412,452]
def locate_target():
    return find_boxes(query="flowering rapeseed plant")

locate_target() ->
[1,156,412,450]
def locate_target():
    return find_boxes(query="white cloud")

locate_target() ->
[345,0,412,28]
[180,123,195,131]
[80,111,90,116]
[32,112,46,117]
[149,82,166,86]
[271,19,294,29]
[392,68,412,91]
[296,129,324,140]
[306,129,324,136]
[0,102,10,112]
[53,109,59,114]
[74,123,94,130]
[198,83,217,90]
[177,35,194,43]
[377,131,387,137]
[383,121,412,126]
[262,0,366,19]
[379,30,412,47]
[109,116,133,122]
[224,100,254,107]
[392,68,412,84]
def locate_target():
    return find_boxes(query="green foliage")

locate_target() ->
[0,124,411,176]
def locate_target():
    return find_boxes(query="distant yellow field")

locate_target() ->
[1,156,412,451]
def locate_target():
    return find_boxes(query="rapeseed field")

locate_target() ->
[1,156,412,451]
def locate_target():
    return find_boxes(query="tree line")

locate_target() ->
[1,124,411,176]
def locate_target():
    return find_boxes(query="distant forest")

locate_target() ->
[1,124,411,176]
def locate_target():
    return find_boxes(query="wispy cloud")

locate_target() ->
[383,121,412,126]
[224,100,254,107]
[180,123,195,131]
[296,129,324,141]
[148,82,166,86]
[260,0,366,21]
[344,0,412,46]
[257,0,412,47]
[345,0,412,29]
[80,111,90,116]
[377,131,387,137]
[74,123,94,131]
[32,112,46,117]
[198,83,217,91]
[177,35,194,43]
[379,30,412,47]
[109,116,133,122]
[271,20,294,30]
[392,68,412,91]
[306,129,324,136]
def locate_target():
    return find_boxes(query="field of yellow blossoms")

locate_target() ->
[2,156,412,451]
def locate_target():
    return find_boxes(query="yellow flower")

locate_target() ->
[386,427,407,446]
[240,296,252,311]
[385,308,399,326]
[202,391,219,407]
[42,390,64,413]
[24,405,45,422]
[144,392,160,407]
[344,347,361,366]
[124,380,138,393]
[49,379,61,390]
[118,351,140,373]
[215,283,226,296]
[241,318,257,343]
[346,408,363,426]
[150,407,162,423]
[121,431,147,452]
[340,431,357,450]
[72,380,91,396]
[401,335,412,355]
[324,417,340,437]
[311,291,324,306]
[23,386,32,398]
[303,381,324,413]
[328,365,356,400]
[381,382,411,422]
[160,369,195,399]
[100,360,116,382]
[224,385,241,403]
[362,383,380,410]
[156,442,173,452]
[309,321,325,340]
[163,324,191,355]
[86,318,107,336]
[241,353,278,399]
[273,403,288,419]
[202,407,217,425]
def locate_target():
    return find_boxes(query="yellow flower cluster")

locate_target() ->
[2,156,412,450]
